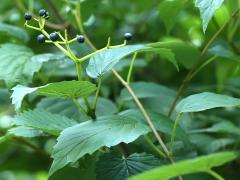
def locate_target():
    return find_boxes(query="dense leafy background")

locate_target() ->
[0,0,240,180]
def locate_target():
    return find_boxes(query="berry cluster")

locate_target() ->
[24,9,133,44]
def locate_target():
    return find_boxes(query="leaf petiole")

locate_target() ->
[93,76,103,112]
[170,113,183,155]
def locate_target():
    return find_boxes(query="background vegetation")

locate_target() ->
[0,0,240,180]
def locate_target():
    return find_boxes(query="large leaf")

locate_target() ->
[86,45,177,78]
[0,44,63,87]
[96,153,161,180]
[11,80,96,110]
[130,152,237,180]
[49,115,150,175]
[119,109,191,146]
[176,92,240,113]
[12,109,78,135]
[0,23,29,42]
[195,0,225,33]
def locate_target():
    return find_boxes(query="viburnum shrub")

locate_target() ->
[0,0,240,180]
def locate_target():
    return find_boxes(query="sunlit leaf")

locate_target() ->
[130,152,237,180]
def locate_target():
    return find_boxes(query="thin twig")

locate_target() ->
[167,9,240,117]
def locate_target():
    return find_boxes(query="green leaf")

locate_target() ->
[206,138,236,153]
[0,44,62,87]
[11,80,96,110]
[86,45,178,78]
[49,115,150,175]
[8,126,44,138]
[37,97,118,121]
[96,153,161,180]
[149,48,178,71]
[158,0,185,33]
[0,44,33,87]
[199,121,240,136]
[37,98,86,121]
[176,92,240,113]
[0,23,29,42]
[11,85,37,110]
[149,40,200,69]
[86,45,150,78]
[130,152,237,180]
[195,0,225,33]
[119,109,191,146]
[208,44,235,58]
[36,80,96,98]
[12,109,78,135]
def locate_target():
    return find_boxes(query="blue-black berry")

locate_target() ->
[77,35,85,43]
[44,11,50,19]
[37,34,46,43]
[24,13,32,21]
[49,32,58,41]
[124,33,132,41]
[39,9,47,17]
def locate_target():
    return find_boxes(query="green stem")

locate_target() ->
[72,98,87,114]
[83,98,94,117]
[189,56,217,80]
[76,62,82,81]
[144,135,166,158]
[78,46,108,62]
[170,113,183,155]
[64,29,78,61]
[207,170,224,180]
[127,52,138,84]
[75,61,93,117]
[76,0,85,34]
[93,76,103,111]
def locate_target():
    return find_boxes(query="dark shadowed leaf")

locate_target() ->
[96,153,162,180]
[0,23,29,42]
